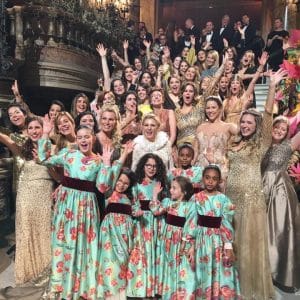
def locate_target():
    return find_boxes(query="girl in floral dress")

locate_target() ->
[149,176,197,299]
[126,153,168,298]
[38,125,112,300]
[96,148,142,300]
[191,165,241,299]
[169,144,203,192]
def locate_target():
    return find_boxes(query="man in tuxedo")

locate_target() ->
[201,21,219,51]
[218,14,234,51]
[185,18,201,49]
[241,14,256,50]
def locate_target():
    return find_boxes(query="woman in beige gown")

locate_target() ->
[0,117,53,285]
[261,116,300,292]
[226,67,287,299]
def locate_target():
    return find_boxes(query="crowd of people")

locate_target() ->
[0,11,299,300]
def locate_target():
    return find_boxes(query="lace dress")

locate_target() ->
[194,131,229,182]
[226,111,274,299]
[261,140,300,291]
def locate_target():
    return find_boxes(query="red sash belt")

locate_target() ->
[61,176,95,192]
[166,213,186,228]
[105,203,132,216]
[140,200,150,211]
[198,215,222,228]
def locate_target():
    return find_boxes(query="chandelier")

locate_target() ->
[91,0,131,19]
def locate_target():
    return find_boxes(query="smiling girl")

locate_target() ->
[38,125,112,300]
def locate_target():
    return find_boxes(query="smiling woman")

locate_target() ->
[0,117,54,285]
[225,69,288,299]
[131,113,173,171]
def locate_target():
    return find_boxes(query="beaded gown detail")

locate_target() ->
[261,140,300,290]
[226,112,274,299]
[15,160,53,285]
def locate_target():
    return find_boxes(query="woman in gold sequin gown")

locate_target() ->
[175,82,205,146]
[0,117,53,285]
[226,67,287,299]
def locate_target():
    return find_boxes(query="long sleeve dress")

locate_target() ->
[225,111,274,299]
[38,140,108,300]
[168,166,203,192]
[192,191,241,299]
[261,139,300,291]
[150,198,197,300]
[126,179,165,298]
[96,161,135,299]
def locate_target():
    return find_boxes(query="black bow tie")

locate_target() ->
[207,32,212,35]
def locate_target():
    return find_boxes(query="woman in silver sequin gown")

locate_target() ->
[261,116,300,292]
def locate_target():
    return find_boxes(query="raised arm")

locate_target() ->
[265,68,288,114]
[0,132,20,156]
[96,43,111,91]
[123,40,129,65]
[262,68,288,146]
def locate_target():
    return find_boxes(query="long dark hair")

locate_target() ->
[75,111,99,133]
[6,103,27,133]
[21,116,43,161]
[135,153,167,188]
[116,167,137,201]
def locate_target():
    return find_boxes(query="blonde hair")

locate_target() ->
[232,108,263,150]
[273,115,289,140]
[206,50,219,69]
[142,112,161,128]
[100,105,121,147]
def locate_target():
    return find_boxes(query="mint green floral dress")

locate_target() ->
[193,191,241,299]
[126,179,164,298]
[96,161,135,299]
[38,140,110,300]
[150,198,197,299]
[168,166,203,191]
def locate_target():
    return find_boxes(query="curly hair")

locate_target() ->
[135,153,167,188]
[21,116,43,160]
[100,105,122,148]
[70,93,90,118]
[233,108,263,150]
[54,111,75,153]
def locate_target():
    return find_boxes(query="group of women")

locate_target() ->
[0,35,299,300]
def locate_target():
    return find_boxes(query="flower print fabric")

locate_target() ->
[192,191,241,299]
